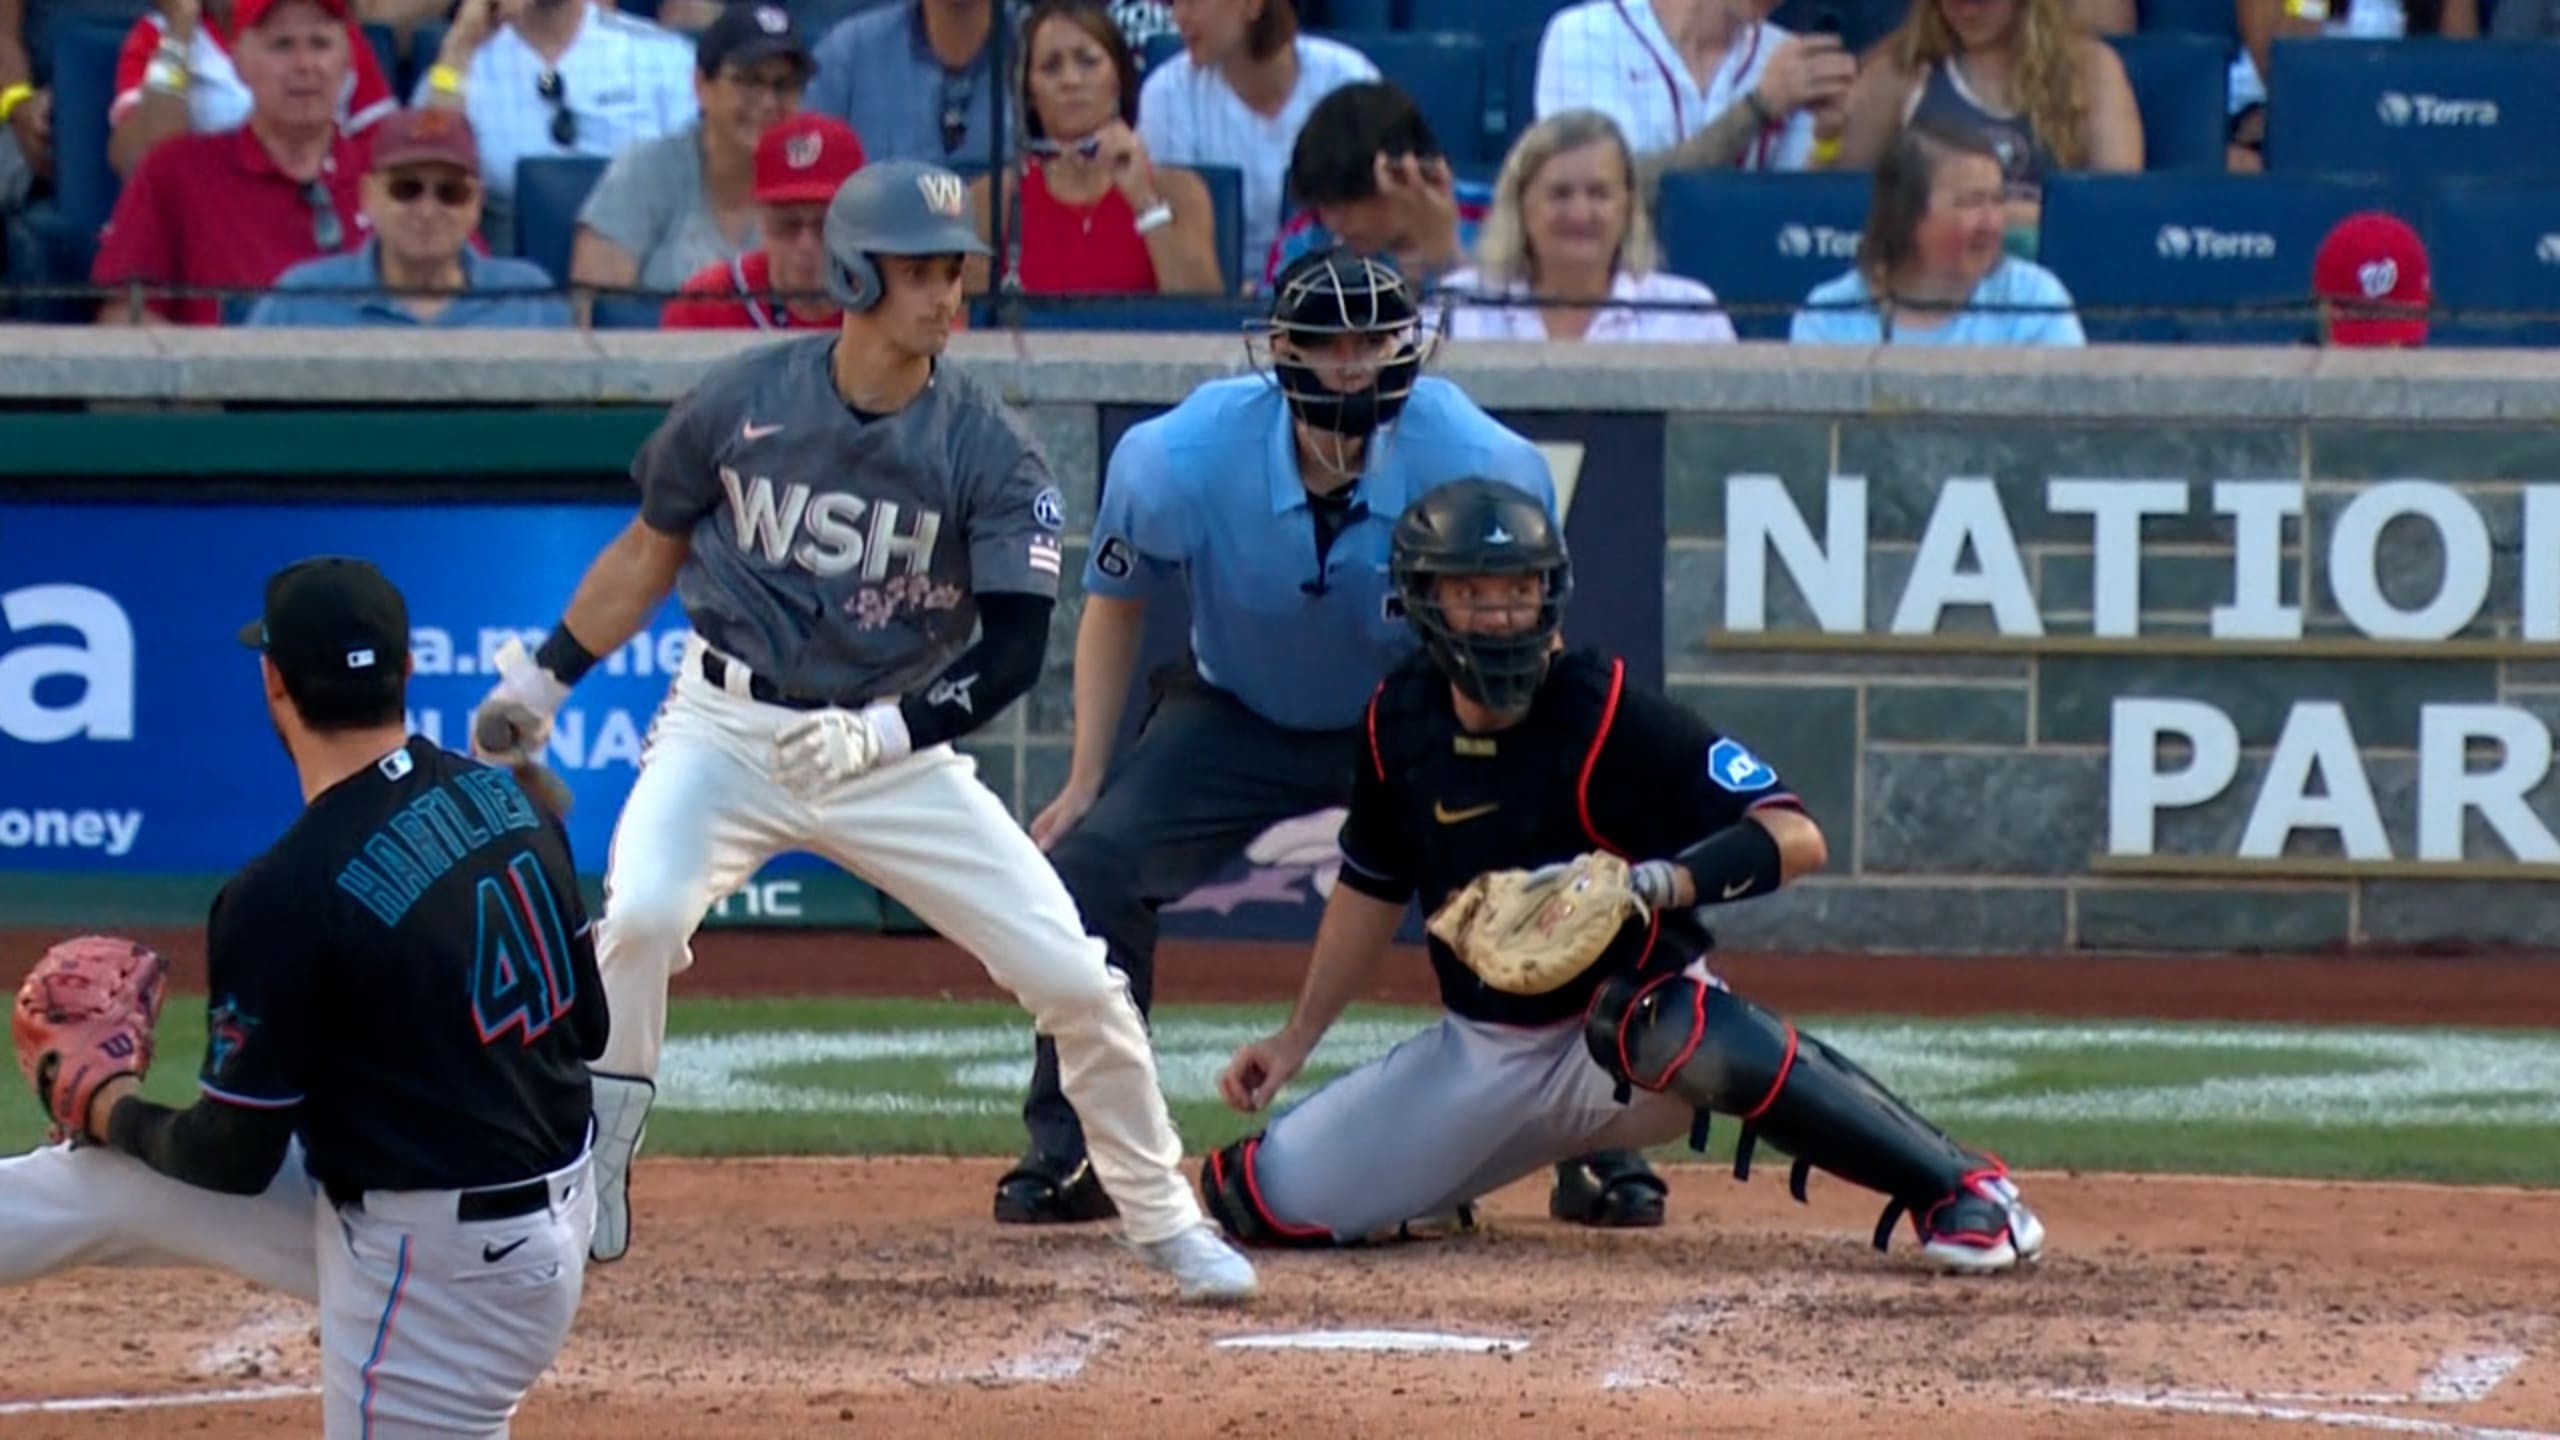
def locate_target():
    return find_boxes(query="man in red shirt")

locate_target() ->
[659,111,863,331]
[107,0,394,178]
[91,0,370,326]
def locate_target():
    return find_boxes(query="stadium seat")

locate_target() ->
[1654,170,1871,340]
[1406,0,1574,41]
[1767,0,1912,58]
[1323,30,1495,164]
[47,20,126,238]
[2422,178,2560,348]
[1191,163,1246,294]
[514,155,611,287]
[2104,32,2231,172]
[1140,31,1183,76]
[1504,29,1541,149]
[1319,0,1393,28]
[2265,37,2560,180]
[2038,171,2392,343]
[2136,0,2240,44]
[408,22,448,96]
[361,23,399,94]
[999,296,1263,333]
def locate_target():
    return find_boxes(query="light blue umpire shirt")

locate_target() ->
[1086,374,1558,733]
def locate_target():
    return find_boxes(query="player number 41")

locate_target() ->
[471,852,576,1047]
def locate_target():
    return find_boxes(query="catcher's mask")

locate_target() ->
[1248,247,1436,468]
[1391,477,1571,715]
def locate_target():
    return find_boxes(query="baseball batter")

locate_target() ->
[3,555,604,1437]
[467,159,1257,1303]
[1203,481,2048,1273]
[996,248,1663,1232]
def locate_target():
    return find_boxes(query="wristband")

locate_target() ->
[0,84,32,125]
[860,700,913,765]
[1812,136,1841,166]
[144,58,187,95]
[535,621,601,685]
[1668,817,1786,906]
[1133,199,1175,235]
[426,62,464,96]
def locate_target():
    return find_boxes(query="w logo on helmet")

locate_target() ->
[916,172,966,218]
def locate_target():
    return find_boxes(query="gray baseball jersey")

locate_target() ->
[635,335,1066,701]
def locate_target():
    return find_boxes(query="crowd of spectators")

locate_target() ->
[5,0,2510,346]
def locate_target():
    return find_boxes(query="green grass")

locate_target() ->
[38,998,2560,1187]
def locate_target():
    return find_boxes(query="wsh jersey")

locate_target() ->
[1338,650,1802,1027]
[198,739,606,1196]
[634,336,1067,704]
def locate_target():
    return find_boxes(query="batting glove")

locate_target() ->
[470,638,573,766]
[773,702,913,800]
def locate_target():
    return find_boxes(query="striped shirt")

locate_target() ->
[1533,0,1816,171]
[413,4,699,251]
[1136,34,1378,287]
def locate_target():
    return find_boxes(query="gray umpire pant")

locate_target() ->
[1024,664,1364,1166]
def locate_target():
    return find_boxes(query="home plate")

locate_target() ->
[1216,1329,1531,1354]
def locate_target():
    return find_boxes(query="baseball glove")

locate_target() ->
[12,936,169,1142]
[1425,852,1644,996]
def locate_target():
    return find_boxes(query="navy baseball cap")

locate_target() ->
[697,2,812,78]
[237,556,410,688]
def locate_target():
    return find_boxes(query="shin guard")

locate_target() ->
[1586,972,2017,1257]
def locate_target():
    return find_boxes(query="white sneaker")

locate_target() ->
[587,1072,655,1264]
[1130,1223,1259,1305]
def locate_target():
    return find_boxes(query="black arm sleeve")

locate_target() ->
[893,592,1052,750]
[105,1094,296,1196]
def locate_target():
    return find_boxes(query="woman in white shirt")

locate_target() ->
[1134,0,1376,288]
[1439,109,1736,344]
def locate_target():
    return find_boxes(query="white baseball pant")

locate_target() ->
[0,1138,592,1438]
[591,635,1199,1243]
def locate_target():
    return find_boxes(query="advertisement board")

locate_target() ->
[1083,405,1670,941]
[0,501,841,912]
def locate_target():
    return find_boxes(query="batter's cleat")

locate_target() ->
[993,1154,1119,1225]
[587,1071,656,1264]
[1913,1171,2046,1275]
[1548,1155,1668,1229]
[1130,1223,1260,1305]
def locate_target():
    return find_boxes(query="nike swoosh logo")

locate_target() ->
[741,421,784,441]
[1722,878,1755,900]
[1433,801,1500,825]
[482,1237,530,1263]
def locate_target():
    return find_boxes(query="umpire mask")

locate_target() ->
[1391,478,1572,716]
[1257,248,1430,447]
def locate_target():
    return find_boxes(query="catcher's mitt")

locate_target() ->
[1425,852,1644,996]
[12,935,169,1142]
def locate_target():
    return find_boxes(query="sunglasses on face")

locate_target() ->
[303,178,343,250]
[536,69,577,147]
[386,174,477,206]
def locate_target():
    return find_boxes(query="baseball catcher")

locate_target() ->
[1208,477,2045,1273]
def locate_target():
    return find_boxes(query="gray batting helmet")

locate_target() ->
[823,159,990,312]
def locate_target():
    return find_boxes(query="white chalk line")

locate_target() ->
[187,1306,316,1381]
[0,1383,320,1416]
[2047,1389,2560,1440]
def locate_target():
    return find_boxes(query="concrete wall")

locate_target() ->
[7,330,2558,952]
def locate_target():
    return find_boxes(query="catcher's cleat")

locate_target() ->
[993,1153,1118,1225]
[1548,1155,1668,1229]
[1904,1169,2046,1275]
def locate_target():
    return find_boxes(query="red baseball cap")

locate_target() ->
[2313,211,2431,348]
[235,0,349,29]
[753,115,866,206]
[369,107,480,176]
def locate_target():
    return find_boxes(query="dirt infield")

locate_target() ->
[2,933,2556,1437]
[3,1161,2555,1438]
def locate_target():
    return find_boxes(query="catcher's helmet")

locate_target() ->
[823,159,991,312]
[1257,246,1429,442]
[1391,478,1571,714]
